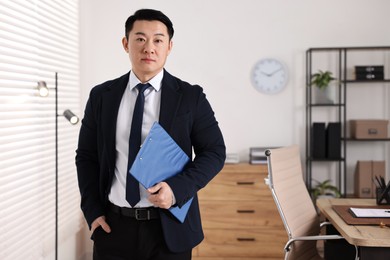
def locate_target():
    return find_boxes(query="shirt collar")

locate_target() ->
[129,70,163,92]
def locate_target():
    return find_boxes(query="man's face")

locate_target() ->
[122,20,173,82]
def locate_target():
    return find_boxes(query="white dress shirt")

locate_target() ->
[109,70,163,207]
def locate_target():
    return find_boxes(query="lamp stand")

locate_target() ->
[55,72,59,260]
[36,72,78,260]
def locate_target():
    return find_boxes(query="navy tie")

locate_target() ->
[126,83,150,207]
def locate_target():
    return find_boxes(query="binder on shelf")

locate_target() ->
[326,122,341,159]
[355,72,384,80]
[312,122,326,159]
[355,65,384,73]
[355,65,384,80]
[130,122,193,223]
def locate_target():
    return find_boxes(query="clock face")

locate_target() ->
[251,58,288,94]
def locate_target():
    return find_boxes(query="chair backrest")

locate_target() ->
[266,145,320,260]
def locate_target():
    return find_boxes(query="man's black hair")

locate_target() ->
[125,9,174,40]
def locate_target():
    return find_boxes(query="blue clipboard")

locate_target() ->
[130,122,193,223]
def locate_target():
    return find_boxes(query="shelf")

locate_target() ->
[308,46,390,52]
[344,79,390,84]
[306,46,390,198]
[344,138,390,142]
[308,103,345,107]
[309,158,345,162]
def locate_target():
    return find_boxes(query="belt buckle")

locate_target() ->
[135,208,151,220]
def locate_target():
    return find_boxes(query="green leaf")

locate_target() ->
[311,70,336,89]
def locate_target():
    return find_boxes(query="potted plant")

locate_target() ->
[311,70,336,103]
[310,179,341,202]
[311,70,336,89]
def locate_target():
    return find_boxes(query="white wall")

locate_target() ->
[80,1,390,190]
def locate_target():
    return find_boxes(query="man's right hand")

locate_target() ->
[91,216,111,234]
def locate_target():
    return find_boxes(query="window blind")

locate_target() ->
[0,0,81,259]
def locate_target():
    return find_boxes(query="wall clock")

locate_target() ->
[251,58,288,94]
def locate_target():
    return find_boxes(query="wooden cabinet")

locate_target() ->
[192,163,286,260]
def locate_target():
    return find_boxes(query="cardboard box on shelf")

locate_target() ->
[350,120,388,139]
[354,160,385,198]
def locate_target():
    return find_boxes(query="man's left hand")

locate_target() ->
[148,182,174,209]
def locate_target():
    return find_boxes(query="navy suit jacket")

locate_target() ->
[76,70,226,252]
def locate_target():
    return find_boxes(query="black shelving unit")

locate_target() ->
[306,46,390,197]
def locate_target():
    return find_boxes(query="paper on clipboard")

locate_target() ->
[349,207,390,218]
[130,122,193,223]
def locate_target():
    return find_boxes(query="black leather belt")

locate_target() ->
[109,203,160,220]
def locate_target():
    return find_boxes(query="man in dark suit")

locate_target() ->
[76,9,226,260]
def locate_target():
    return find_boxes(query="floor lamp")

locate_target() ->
[37,72,79,260]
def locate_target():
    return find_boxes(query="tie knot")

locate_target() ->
[136,83,150,94]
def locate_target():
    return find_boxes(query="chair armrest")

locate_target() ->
[320,221,333,229]
[284,234,359,260]
[284,234,343,252]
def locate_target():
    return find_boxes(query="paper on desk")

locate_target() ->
[350,207,390,218]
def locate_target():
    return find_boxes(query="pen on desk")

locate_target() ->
[380,176,386,188]
[374,176,383,189]
[373,177,378,188]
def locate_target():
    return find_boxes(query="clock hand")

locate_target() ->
[269,68,282,76]
[260,71,272,77]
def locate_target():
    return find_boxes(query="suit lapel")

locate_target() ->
[159,70,182,133]
[101,73,129,168]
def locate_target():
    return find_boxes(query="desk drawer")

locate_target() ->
[199,172,269,200]
[198,228,286,258]
[200,200,284,229]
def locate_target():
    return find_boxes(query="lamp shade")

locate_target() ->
[63,109,79,125]
[37,81,49,97]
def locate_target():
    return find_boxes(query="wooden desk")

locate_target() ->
[317,198,390,259]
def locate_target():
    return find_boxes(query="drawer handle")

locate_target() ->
[237,210,255,214]
[237,238,256,242]
[236,181,255,185]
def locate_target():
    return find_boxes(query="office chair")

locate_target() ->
[264,145,358,260]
